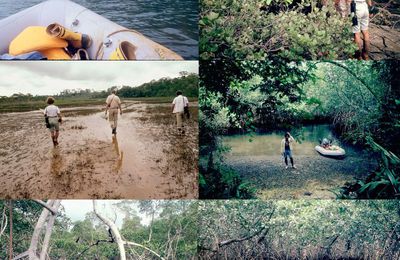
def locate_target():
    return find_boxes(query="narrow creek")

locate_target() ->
[222,124,376,199]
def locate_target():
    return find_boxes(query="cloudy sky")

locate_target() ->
[0,61,198,96]
[61,200,150,227]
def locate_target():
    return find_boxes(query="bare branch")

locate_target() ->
[93,200,126,260]
[33,200,58,215]
[124,241,165,260]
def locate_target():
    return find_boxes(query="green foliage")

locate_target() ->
[199,200,400,259]
[199,59,312,199]
[200,0,357,60]
[2,201,197,259]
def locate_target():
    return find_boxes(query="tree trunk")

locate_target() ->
[39,200,61,260]
[92,201,126,260]
[9,201,13,260]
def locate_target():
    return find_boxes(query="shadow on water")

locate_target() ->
[112,135,124,173]
[50,147,64,176]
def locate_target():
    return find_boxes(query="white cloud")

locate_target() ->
[0,61,198,96]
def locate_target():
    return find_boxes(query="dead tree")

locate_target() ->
[13,200,61,260]
[92,200,164,260]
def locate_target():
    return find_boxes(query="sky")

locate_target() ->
[0,61,198,96]
[61,200,151,228]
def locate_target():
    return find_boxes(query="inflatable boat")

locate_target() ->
[315,145,346,158]
[0,0,183,60]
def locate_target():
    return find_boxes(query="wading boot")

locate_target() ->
[109,41,137,60]
[46,23,92,49]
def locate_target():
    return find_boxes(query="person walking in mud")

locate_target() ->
[281,132,297,169]
[172,90,189,134]
[348,0,373,60]
[105,89,122,135]
[44,97,62,147]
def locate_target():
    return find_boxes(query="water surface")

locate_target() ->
[223,124,360,157]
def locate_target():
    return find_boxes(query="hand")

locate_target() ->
[120,111,122,115]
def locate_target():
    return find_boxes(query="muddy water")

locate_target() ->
[0,102,198,199]
[223,124,359,157]
[222,125,375,199]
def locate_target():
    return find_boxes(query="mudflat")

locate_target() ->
[0,101,198,199]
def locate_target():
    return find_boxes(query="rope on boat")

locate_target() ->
[94,29,144,59]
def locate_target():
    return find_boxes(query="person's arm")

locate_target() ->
[367,0,372,7]
[57,107,62,123]
[57,112,62,123]
[288,133,295,143]
[280,140,284,154]
[172,98,176,113]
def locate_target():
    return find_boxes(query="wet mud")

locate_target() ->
[226,154,376,199]
[0,101,198,199]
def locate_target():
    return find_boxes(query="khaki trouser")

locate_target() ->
[175,112,184,129]
[108,108,119,129]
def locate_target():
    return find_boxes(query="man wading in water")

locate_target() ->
[172,90,189,134]
[44,97,62,147]
[281,132,297,170]
[349,0,373,60]
[105,89,122,135]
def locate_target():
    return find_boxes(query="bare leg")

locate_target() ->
[50,131,56,146]
[354,32,363,60]
[361,30,370,60]
[54,130,59,145]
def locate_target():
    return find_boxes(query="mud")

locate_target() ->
[225,154,375,199]
[0,101,198,199]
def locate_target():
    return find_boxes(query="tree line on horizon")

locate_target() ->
[0,72,198,101]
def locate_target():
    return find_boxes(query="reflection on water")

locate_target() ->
[223,124,359,157]
[112,135,124,172]
[50,147,63,176]
[0,0,198,59]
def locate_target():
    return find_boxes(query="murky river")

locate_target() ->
[0,0,198,59]
[223,124,359,157]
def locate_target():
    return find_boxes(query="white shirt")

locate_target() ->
[106,94,121,109]
[172,95,189,113]
[44,105,60,117]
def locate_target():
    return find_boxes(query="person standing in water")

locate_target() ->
[105,89,122,135]
[281,132,296,169]
[172,90,189,134]
[44,97,62,147]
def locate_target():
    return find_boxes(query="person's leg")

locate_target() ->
[284,151,288,166]
[54,130,59,145]
[359,3,370,60]
[290,156,294,167]
[361,30,370,60]
[50,130,56,146]
[354,32,363,60]
[176,112,183,133]
[109,110,116,134]
[113,110,118,134]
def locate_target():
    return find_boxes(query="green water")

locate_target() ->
[223,124,359,157]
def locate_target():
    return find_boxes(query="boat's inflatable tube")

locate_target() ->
[0,0,183,60]
[9,26,68,56]
[315,145,346,158]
